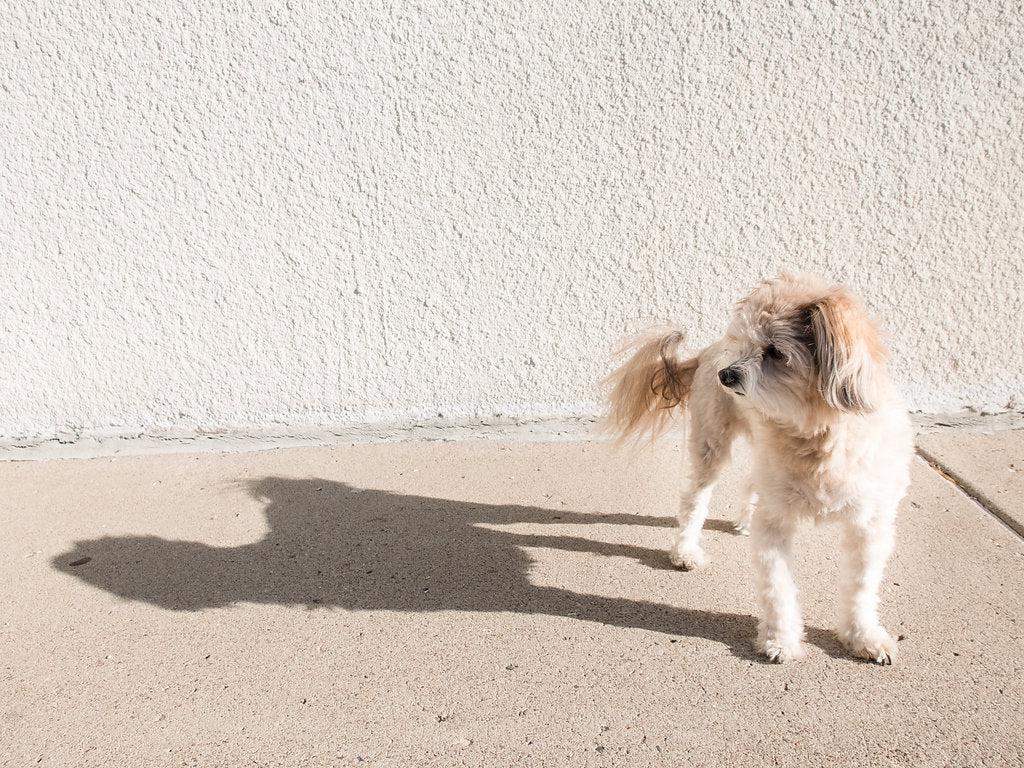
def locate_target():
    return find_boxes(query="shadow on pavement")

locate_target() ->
[51,476,799,660]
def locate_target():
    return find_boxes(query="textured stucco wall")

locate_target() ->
[2,1,1023,441]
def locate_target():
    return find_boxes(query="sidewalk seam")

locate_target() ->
[915,447,1024,540]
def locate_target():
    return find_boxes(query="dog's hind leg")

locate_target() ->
[669,427,733,570]
[733,478,757,535]
[837,510,899,664]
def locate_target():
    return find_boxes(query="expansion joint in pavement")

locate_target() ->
[915,447,1024,541]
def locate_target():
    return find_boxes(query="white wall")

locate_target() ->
[3,1,1023,442]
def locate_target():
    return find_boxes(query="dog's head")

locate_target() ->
[716,273,889,429]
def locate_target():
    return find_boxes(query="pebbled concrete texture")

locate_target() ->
[2,1,1023,442]
[2,433,1022,766]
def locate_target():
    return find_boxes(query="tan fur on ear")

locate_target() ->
[599,327,698,443]
[808,290,888,414]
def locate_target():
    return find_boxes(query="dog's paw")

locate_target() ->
[733,505,754,535]
[668,536,707,570]
[841,626,898,665]
[759,637,806,664]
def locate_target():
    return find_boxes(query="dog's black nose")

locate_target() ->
[718,367,740,389]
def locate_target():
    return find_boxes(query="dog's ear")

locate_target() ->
[806,290,887,413]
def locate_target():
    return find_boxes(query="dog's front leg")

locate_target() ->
[751,512,804,662]
[837,512,898,664]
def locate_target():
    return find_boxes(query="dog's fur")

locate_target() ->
[602,272,913,663]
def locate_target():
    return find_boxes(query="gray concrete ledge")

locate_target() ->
[0,416,600,461]
[4,409,1024,462]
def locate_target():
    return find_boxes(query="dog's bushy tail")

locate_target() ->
[599,327,698,444]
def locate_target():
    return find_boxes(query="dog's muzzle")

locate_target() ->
[718,366,744,394]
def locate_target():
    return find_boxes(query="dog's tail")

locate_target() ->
[599,326,698,444]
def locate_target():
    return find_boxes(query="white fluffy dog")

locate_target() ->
[602,273,913,664]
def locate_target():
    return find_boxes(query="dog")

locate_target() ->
[601,272,913,664]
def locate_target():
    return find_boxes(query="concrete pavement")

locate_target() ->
[2,428,1022,766]
[917,429,1024,538]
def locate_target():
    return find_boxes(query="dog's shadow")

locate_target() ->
[52,477,845,662]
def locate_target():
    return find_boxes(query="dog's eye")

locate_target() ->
[764,344,785,361]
